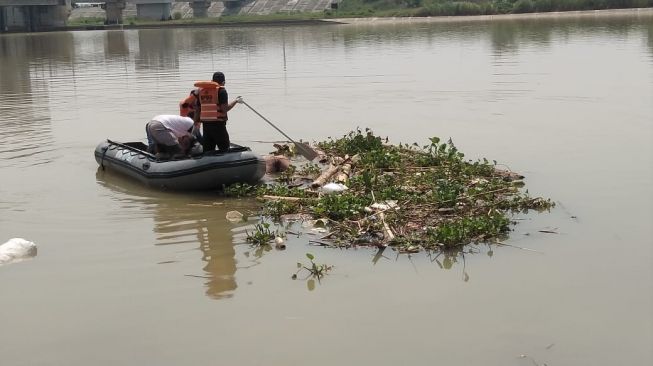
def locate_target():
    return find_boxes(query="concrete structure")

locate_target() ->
[1,0,334,32]
[190,0,208,17]
[133,0,171,20]
[0,0,71,32]
[104,0,125,24]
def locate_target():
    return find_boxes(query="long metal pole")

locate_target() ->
[239,98,318,161]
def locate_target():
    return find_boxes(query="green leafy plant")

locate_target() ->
[297,162,322,177]
[246,222,277,246]
[223,183,257,197]
[434,179,464,207]
[426,214,511,248]
[276,164,297,184]
[312,193,372,221]
[262,199,302,220]
[292,253,333,280]
[318,128,386,156]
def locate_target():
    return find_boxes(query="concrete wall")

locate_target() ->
[2,6,27,31]
[0,1,70,31]
[0,0,59,5]
[105,0,125,24]
[35,2,71,27]
[68,0,333,21]
[136,2,171,20]
[2,0,334,31]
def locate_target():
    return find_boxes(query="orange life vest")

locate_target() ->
[194,81,227,122]
[179,90,197,117]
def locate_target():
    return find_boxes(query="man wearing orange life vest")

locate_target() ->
[193,71,240,152]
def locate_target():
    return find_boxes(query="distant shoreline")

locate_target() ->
[62,18,337,32]
[4,7,652,34]
[328,7,653,25]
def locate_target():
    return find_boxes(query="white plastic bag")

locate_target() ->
[321,183,348,194]
[0,238,37,265]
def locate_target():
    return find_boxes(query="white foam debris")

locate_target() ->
[0,238,37,265]
[226,211,245,223]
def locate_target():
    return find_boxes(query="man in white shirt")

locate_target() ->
[146,114,201,159]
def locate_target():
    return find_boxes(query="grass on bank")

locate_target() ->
[66,0,653,27]
[336,0,653,17]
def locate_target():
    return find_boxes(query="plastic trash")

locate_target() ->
[302,218,329,228]
[190,142,203,156]
[274,237,286,250]
[321,183,348,194]
[226,211,244,223]
[370,200,399,211]
[0,238,37,265]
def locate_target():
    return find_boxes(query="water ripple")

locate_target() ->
[0,119,56,168]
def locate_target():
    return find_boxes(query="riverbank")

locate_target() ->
[60,7,653,33]
[63,18,339,32]
[328,7,653,24]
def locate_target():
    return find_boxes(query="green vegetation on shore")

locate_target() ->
[336,0,653,17]
[67,17,106,26]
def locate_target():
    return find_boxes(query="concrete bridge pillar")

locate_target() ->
[0,1,71,32]
[44,1,71,27]
[0,7,6,32]
[190,1,210,18]
[104,0,125,25]
[133,0,172,21]
[224,0,240,10]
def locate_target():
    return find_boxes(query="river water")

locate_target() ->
[1,10,651,366]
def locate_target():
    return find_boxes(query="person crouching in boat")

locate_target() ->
[146,114,202,159]
[193,72,240,153]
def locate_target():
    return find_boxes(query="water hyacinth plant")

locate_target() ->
[292,253,333,281]
[246,222,277,246]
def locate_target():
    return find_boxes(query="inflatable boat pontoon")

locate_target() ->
[94,140,266,190]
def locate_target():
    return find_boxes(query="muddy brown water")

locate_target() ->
[1,11,652,366]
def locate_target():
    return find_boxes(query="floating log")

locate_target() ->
[262,195,304,201]
[311,155,357,188]
[336,154,361,183]
[378,212,395,244]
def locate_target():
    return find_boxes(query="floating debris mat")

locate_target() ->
[226,129,554,253]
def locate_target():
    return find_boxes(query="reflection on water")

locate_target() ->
[155,199,239,300]
[649,24,653,56]
[136,30,179,72]
[105,31,129,59]
[0,35,74,168]
[336,15,651,53]
[95,169,261,300]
